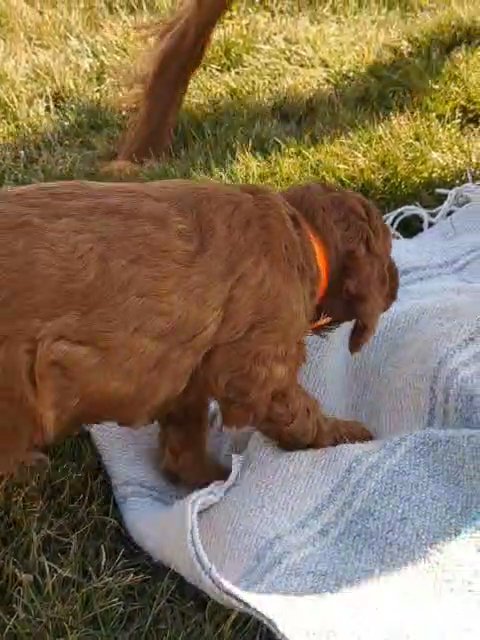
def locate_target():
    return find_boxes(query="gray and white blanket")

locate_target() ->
[91,184,480,640]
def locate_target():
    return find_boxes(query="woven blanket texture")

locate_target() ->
[91,184,480,640]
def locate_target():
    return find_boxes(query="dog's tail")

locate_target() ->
[116,0,231,164]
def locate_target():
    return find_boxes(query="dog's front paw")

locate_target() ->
[315,418,373,447]
[160,451,229,490]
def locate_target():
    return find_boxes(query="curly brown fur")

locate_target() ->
[116,0,231,164]
[0,179,398,487]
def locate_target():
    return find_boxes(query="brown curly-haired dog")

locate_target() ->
[0,179,398,487]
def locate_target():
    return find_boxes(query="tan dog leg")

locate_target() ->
[158,382,228,488]
[0,420,47,477]
[258,384,372,450]
[205,338,372,452]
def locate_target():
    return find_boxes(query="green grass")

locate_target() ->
[0,0,479,636]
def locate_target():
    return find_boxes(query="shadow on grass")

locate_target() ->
[173,19,480,158]
[0,103,123,185]
[1,18,478,197]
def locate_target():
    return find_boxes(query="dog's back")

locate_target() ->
[0,179,306,470]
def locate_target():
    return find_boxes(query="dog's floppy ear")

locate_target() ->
[342,246,388,354]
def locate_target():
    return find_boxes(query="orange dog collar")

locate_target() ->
[300,218,330,330]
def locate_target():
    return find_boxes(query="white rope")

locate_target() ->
[383,181,480,239]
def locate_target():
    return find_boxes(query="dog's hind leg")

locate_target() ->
[158,375,228,489]
[0,343,48,476]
